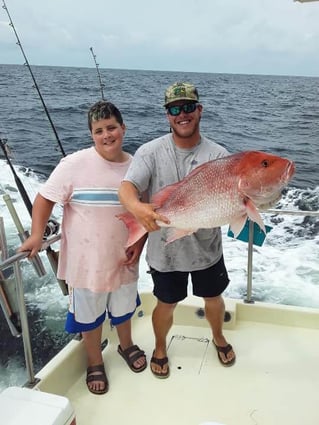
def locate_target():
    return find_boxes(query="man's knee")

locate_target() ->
[156,300,177,311]
[204,295,224,307]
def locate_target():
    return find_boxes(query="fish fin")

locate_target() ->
[229,216,248,238]
[245,199,266,233]
[184,161,212,180]
[151,182,181,208]
[151,161,215,207]
[165,228,197,244]
[116,212,147,248]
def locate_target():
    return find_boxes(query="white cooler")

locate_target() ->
[0,386,76,425]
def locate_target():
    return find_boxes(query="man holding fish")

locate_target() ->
[119,82,235,377]
[119,82,294,378]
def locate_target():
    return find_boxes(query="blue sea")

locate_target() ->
[0,64,318,389]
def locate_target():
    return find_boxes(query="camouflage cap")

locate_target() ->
[164,82,199,107]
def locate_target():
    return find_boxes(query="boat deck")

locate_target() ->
[35,293,319,425]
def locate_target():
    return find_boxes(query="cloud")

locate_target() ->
[1,0,319,76]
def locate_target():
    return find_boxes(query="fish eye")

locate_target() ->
[261,160,269,168]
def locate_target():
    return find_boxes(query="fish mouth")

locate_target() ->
[275,160,295,187]
[284,161,295,182]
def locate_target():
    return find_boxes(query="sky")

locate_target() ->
[1,0,319,77]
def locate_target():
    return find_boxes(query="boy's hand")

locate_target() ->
[123,234,148,266]
[18,234,43,259]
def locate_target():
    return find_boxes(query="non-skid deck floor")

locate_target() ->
[65,314,319,425]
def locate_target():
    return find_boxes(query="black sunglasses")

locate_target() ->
[167,103,197,116]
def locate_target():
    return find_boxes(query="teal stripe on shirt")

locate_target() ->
[70,189,120,205]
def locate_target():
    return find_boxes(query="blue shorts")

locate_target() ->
[150,256,229,304]
[65,282,141,333]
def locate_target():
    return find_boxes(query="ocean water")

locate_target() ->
[0,64,318,389]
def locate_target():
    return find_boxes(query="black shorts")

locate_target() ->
[150,256,230,304]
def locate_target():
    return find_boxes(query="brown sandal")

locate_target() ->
[150,351,170,379]
[213,340,236,367]
[86,363,109,394]
[118,344,147,373]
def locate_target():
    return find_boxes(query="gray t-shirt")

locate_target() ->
[124,133,229,272]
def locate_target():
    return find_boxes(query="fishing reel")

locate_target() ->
[44,218,60,239]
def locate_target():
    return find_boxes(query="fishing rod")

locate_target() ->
[0,137,60,238]
[0,137,69,295]
[89,47,106,100]
[2,0,66,157]
[0,138,33,217]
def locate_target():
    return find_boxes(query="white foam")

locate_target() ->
[1,159,318,308]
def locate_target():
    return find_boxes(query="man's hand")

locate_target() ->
[131,202,170,232]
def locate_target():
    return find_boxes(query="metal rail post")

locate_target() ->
[244,220,255,303]
[13,259,37,385]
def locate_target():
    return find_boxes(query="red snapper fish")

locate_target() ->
[118,151,295,247]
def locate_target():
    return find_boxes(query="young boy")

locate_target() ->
[19,101,147,394]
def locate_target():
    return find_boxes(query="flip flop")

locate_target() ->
[213,340,236,367]
[117,344,147,373]
[86,363,109,394]
[150,351,170,379]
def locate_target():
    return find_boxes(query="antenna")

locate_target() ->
[89,47,106,100]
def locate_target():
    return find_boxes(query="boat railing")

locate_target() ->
[0,208,318,387]
[244,207,318,303]
[0,234,61,387]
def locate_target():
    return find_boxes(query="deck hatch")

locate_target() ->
[167,334,210,375]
